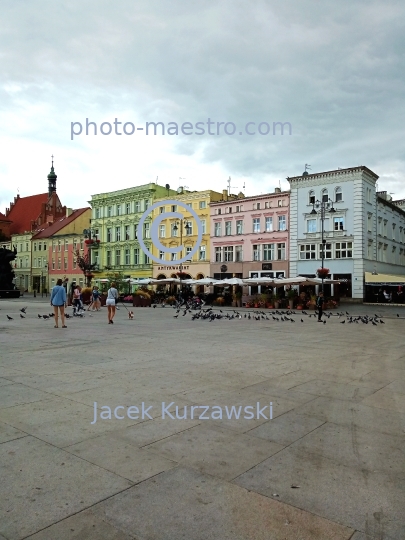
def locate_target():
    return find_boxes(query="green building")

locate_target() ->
[89,183,177,281]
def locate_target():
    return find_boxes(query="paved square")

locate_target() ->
[0,298,404,539]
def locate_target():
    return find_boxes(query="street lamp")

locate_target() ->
[83,228,98,286]
[173,219,192,293]
[310,197,336,292]
[41,262,48,297]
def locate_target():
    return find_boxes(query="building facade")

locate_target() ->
[89,183,177,280]
[288,166,405,300]
[210,188,290,289]
[151,188,223,281]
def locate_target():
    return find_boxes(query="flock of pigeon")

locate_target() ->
[170,306,390,325]
[4,306,86,321]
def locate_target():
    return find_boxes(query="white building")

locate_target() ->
[288,166,405,301]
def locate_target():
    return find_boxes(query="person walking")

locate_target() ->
[88,286,101,311]
[50,278,67,328]
[106,282,119,324]
[316,291,324,322]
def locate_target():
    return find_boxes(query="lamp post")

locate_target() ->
[41,262,48,297]
[83,228,98,286]
[173,219,192,293]
[310,197,335,292]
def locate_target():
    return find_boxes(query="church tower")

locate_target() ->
[47,155,57,196]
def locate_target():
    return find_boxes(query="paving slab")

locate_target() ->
[361,387,405,413]
[0,421,27,444]
[27,510,139,540]
[145,423,284,480]
[0,436,132,540]
[91,466,354,540]
[234,447,405,539]
[0,383,53,408]
[286,379,377,402]
[66,432,178,482]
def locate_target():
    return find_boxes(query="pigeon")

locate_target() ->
[153,305,157,308]
[323,320,326,324]
[65,314,70,319]
[20,313,25,318]
[372,321,377,326]
[20,307,27,314]
[43,315,49,320]
[7,315,13,320]
[38,314,42,319]
[340,320,345,324]
[173,314,178,318]
[346,311,349,315]
[380,320,385,324]
[397,314,400,317]
[301,319,304,322]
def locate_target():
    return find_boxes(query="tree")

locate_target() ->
[74,249,97,287]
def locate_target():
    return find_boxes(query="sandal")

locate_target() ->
[62,325,67,328]
[54,325,58,328]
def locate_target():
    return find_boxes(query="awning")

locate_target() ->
[365,272,405,286]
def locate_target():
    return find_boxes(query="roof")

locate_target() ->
[0,211,11,222]
[287,166,379,182]
[7,193,49,235]
[31,208,90,239]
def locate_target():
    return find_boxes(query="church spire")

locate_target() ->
[47,154,57,196]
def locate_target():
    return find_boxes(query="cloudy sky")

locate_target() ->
[1,0,404,212]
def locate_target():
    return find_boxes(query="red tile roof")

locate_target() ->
[7,193,49,235]
[32,208,90,239]
[0,211,11,222]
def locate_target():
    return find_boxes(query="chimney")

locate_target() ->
[66,208,73,217]
[222,189,228,200]
[274,187,281,193]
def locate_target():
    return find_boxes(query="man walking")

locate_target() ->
[316,291,324,322]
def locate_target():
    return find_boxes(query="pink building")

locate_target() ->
[210,188,290,292]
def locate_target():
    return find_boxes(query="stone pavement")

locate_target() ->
[0,298,404,540]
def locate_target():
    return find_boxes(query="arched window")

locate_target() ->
[309,190,315,205]
[321,189,328,203]
[335,187,342,202]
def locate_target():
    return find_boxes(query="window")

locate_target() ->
[125,202,131,214]
[367,214,372,233]
[199,201,206,209]
[171,252,178,261]
[52,242,56,252]
[26,243,28,251]
[225,221,232,235]
[278,200,282,207]
[171,223,178,237]
[277,243,286,260]
[335,242,353,258]
[186,246,192,260]
[159,250,165,260]
[236,220,243,234]
[159,224,166,238]
[367,241,373,259]
[228,207,232,213]
[135,201,141,212]
[253,218,260,233]
[73,239,77,251]
[255,202,261,210]
[252,245,260,261]
[159,206,165,214]
[214,223,221,237]
[39,242,43,251]
[58,239,61,251]
[144,223,150,238]
[95,208,100,219]
[320,243,332,259]
[65,239,69,251]
[235,245,243,262]
[116,226,121,241]
[80,239,84,250]
[300,244,316,259]
[105,228,111,242]
[57,258,61,269]
[145,200,149,210]
[224,246,234,262]
[33,243,37,251]
[124,225,130,240]
[201,220,206,234]
[115,249,121,265]
[216,208,222,215]
[278,215,286,231]
[144,253,150,264]
[265,217,273,232]
[107,206,112,217]
[52,259,55,270]
[93,251,99,265]
[134,248,139,264]
[64,257,68,270]
[334,217,344,231]
[263,243,275,260]
[309,190,315,205]
[265,201,270,209]
[38,258,42,268]
[236,205,241,212]
[307,219,317,233]
[116,204,121,216]
[106,251,112,266]
[125,249,130,265]
[383,220,387,236]
[321,189,328,203]
[171,205,177,212]
[199,245,206,260]
[185,221,193,235]
[215,247,222,262]
[335,187,342,202]
[392,223,396,241]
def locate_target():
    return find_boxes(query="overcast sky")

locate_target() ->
[1,0,404,212]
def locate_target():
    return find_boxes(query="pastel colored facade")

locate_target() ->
[210,189,290,285]
[151,189,223,280]
[89,183,177,280]
[288,166,405,300]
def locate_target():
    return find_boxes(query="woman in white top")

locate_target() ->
[106,282,118,324]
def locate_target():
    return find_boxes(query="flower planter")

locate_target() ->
[289,299,294,309]
[266,304,274,309]
[297,305,303,310]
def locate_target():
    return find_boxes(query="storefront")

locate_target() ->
[364,272,405,303]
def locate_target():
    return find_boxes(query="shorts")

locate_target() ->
[106,299,116,306]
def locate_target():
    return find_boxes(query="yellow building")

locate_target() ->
[151,189,223,282]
